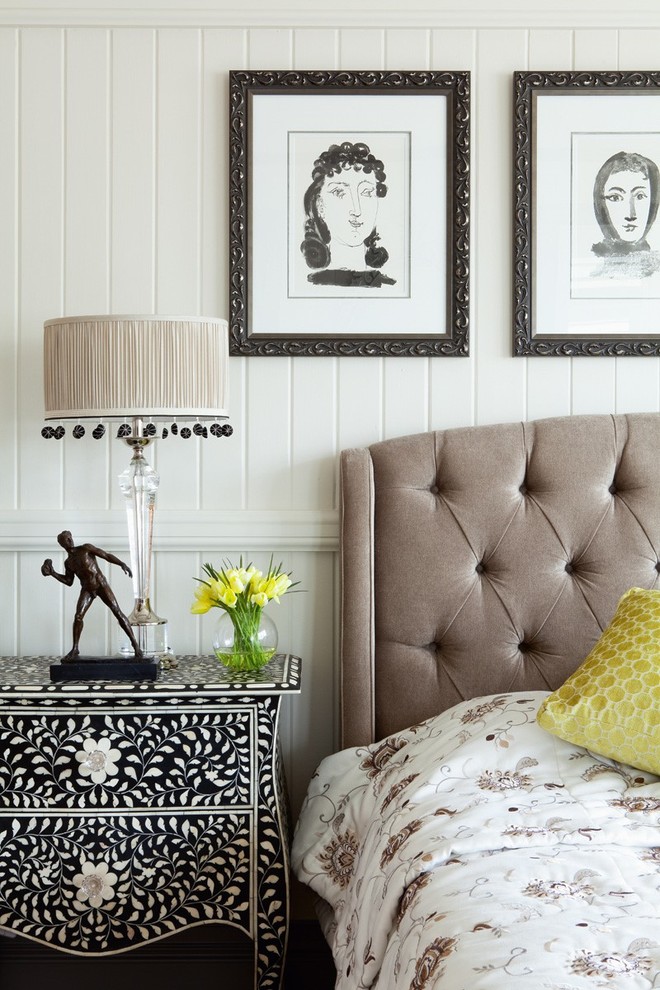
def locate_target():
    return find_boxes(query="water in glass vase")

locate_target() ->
[212,610,278,671]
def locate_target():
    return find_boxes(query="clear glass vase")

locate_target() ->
[212,610,278,671]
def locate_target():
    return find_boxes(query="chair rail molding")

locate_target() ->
[0,510,339,552]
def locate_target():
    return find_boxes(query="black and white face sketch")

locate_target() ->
[300,141,396,288]
[570,134,660,299]
[591,150,660,279]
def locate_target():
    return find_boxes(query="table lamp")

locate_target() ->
[42,314,231,661]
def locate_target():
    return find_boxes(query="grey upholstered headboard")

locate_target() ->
[340,413,660,748]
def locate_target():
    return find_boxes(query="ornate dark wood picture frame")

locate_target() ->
[514,71,660,357]
[229,70,470,357]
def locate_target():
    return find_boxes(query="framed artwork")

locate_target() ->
[514,71,660,356]
[229,70,470,357]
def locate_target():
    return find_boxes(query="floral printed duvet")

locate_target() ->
[291,692,660,989]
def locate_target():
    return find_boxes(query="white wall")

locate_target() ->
[2,0,660,842]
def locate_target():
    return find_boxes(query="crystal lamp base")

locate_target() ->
[118,600,175,663]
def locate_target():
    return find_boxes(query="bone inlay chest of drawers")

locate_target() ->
[0,654,301,989]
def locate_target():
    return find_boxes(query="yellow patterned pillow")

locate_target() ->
[537,587,660,775]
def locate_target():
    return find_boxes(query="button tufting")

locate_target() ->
[519,483,527,495]
[518,641,530,653]
[475,562,485,574]
[430,484,439,495]
[565,562,574,574]
[656,562,660,573]
[609,482,617,495]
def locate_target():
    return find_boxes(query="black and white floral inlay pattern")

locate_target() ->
[0,813,251,951]
[0,655,301,988]
[0,711,253,809]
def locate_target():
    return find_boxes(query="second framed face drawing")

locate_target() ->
[229,71,470,357]
[514,71,660,356]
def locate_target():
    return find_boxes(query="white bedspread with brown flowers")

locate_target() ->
[291,692,660,989]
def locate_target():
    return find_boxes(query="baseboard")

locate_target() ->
[0,920,335,990]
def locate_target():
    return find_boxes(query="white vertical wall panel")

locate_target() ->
[291,359,336,511]
[109,28,157,514]
[431,28,475,70]
[286,549,336,817]
[525,31,573,423]
[111,29,156,313]
[201,29,245,509]
[474,29,527,425]
[616,362,660,413]
[293,28,337,67]
[19,551,63,655]
[384,27,429,68]
[247,27,292,67]
[0,29,18,511]
[156,29,202,511]
[574,28,618,67]
[572,359,616,414]
[570,31,619,414]
[339,29,384,68]
[156,29,201,316]
[201,359,246,509]
[63,29,110,512]
[382,26,433,436]
[528,29,573,65]
[154,549,200,658]
[526,359,573,422]
[336,359,383,458]
[106,30,152,541]
[19,29,64,511]
[245,358,292,510]
[0,554,17,654]
[617,29,660,406]
[242,29,293,514]
[383,361,429,438]
[429,29,476,430]
[201,28,242,320]
[64,29,109,316]
[620,26,660,64]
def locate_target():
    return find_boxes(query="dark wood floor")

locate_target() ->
[0,921,336,990]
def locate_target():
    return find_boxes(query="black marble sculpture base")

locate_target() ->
[50,656,160,683]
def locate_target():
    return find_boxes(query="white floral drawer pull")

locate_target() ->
[73,860,118,909]
[75,737,120,784]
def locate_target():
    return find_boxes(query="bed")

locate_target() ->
[292,412,660,989]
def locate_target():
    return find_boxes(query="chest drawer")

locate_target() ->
[0,709,254,811]
[0,811,252,951]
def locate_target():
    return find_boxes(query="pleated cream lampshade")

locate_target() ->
[43,315,229,423]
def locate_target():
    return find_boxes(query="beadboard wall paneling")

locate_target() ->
[4,12,660,876]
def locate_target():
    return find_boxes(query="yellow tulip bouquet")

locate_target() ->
[191,557,297,671]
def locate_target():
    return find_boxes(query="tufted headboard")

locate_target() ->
[340,412,660,748]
